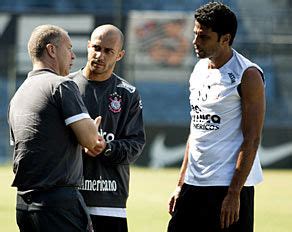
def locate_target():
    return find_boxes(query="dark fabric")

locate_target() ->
[168,184,254,232]
[8,69,88,190]
[71,70,145,208]
[16,188,93,232]
[91,215,128,232]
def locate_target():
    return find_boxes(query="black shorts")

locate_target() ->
[16,187,93,232]
[91,215,128,232]
[168,184,254,232]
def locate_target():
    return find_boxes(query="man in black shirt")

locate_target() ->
[71,24,145,232]
[8,24,104,232]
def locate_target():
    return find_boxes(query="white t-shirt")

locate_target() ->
[185,49,263,187]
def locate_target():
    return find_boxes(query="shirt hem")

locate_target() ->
[184,178,263,187]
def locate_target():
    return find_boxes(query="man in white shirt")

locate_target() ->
[167,2,265,232]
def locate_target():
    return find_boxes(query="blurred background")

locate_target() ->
[1,0,292,169]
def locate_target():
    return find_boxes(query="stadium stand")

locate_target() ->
[1,0,292,167]
[0,0,235,13]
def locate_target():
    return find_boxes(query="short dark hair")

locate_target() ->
[28,24,66,62]
[194,2,237,45]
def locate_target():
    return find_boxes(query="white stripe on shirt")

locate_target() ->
[87,207,127,218]
[65,113,90,126]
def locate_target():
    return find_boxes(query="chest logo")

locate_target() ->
[109,92,122,113]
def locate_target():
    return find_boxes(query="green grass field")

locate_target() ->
[1,165,292,232]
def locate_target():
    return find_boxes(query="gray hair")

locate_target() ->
[28,24,67,62]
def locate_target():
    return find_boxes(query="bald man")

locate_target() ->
[70,24,146,232]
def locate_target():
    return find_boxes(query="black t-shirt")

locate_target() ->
[71,70,145,208]
[8,69,90,191]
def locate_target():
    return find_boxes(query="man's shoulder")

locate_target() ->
[41,74,79,97]
[54,75,77,88]
[114,73,137,94]
[68,70,81,80]
[32,71,76,90]
[230,49,263,75]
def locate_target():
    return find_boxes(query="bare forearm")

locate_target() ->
[220,138,261,229]
[177,137,190,187]
[168,137,190,215]
[228,139,260,194]
[70,117,102,151]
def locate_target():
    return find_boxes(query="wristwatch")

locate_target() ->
[104,143,112,156]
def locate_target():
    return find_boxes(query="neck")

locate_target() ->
[33,60,59,75]
[208,47,233,69]
[83,64,112,82]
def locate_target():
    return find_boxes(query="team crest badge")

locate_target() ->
[109,92,122,113]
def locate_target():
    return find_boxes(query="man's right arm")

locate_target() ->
[168,136,190,215]
[56,80,105,156]
[69,116,105,156]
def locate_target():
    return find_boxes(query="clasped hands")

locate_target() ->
[85,116,107,157]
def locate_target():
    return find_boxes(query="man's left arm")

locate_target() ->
[102,92,146,165]
[220,67,265,229]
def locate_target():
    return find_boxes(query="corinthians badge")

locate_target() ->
[109,92,122,113]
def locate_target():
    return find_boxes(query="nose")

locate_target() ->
[192,35,198,46]
[95,50,104,60]
[71,50,76,60]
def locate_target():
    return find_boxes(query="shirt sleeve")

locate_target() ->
[7,104,15,146]
[102,90,146,165]
[54,80,90,126]
[9,127,15,146]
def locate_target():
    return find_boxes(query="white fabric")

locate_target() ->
[87,206,127,218]
[185,49,263,187]
[64,113,90,126]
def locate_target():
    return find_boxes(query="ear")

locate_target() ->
[221,34,231,46]
[46,43,57,58]
[87,40,91,49]
[116,50,125,62]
